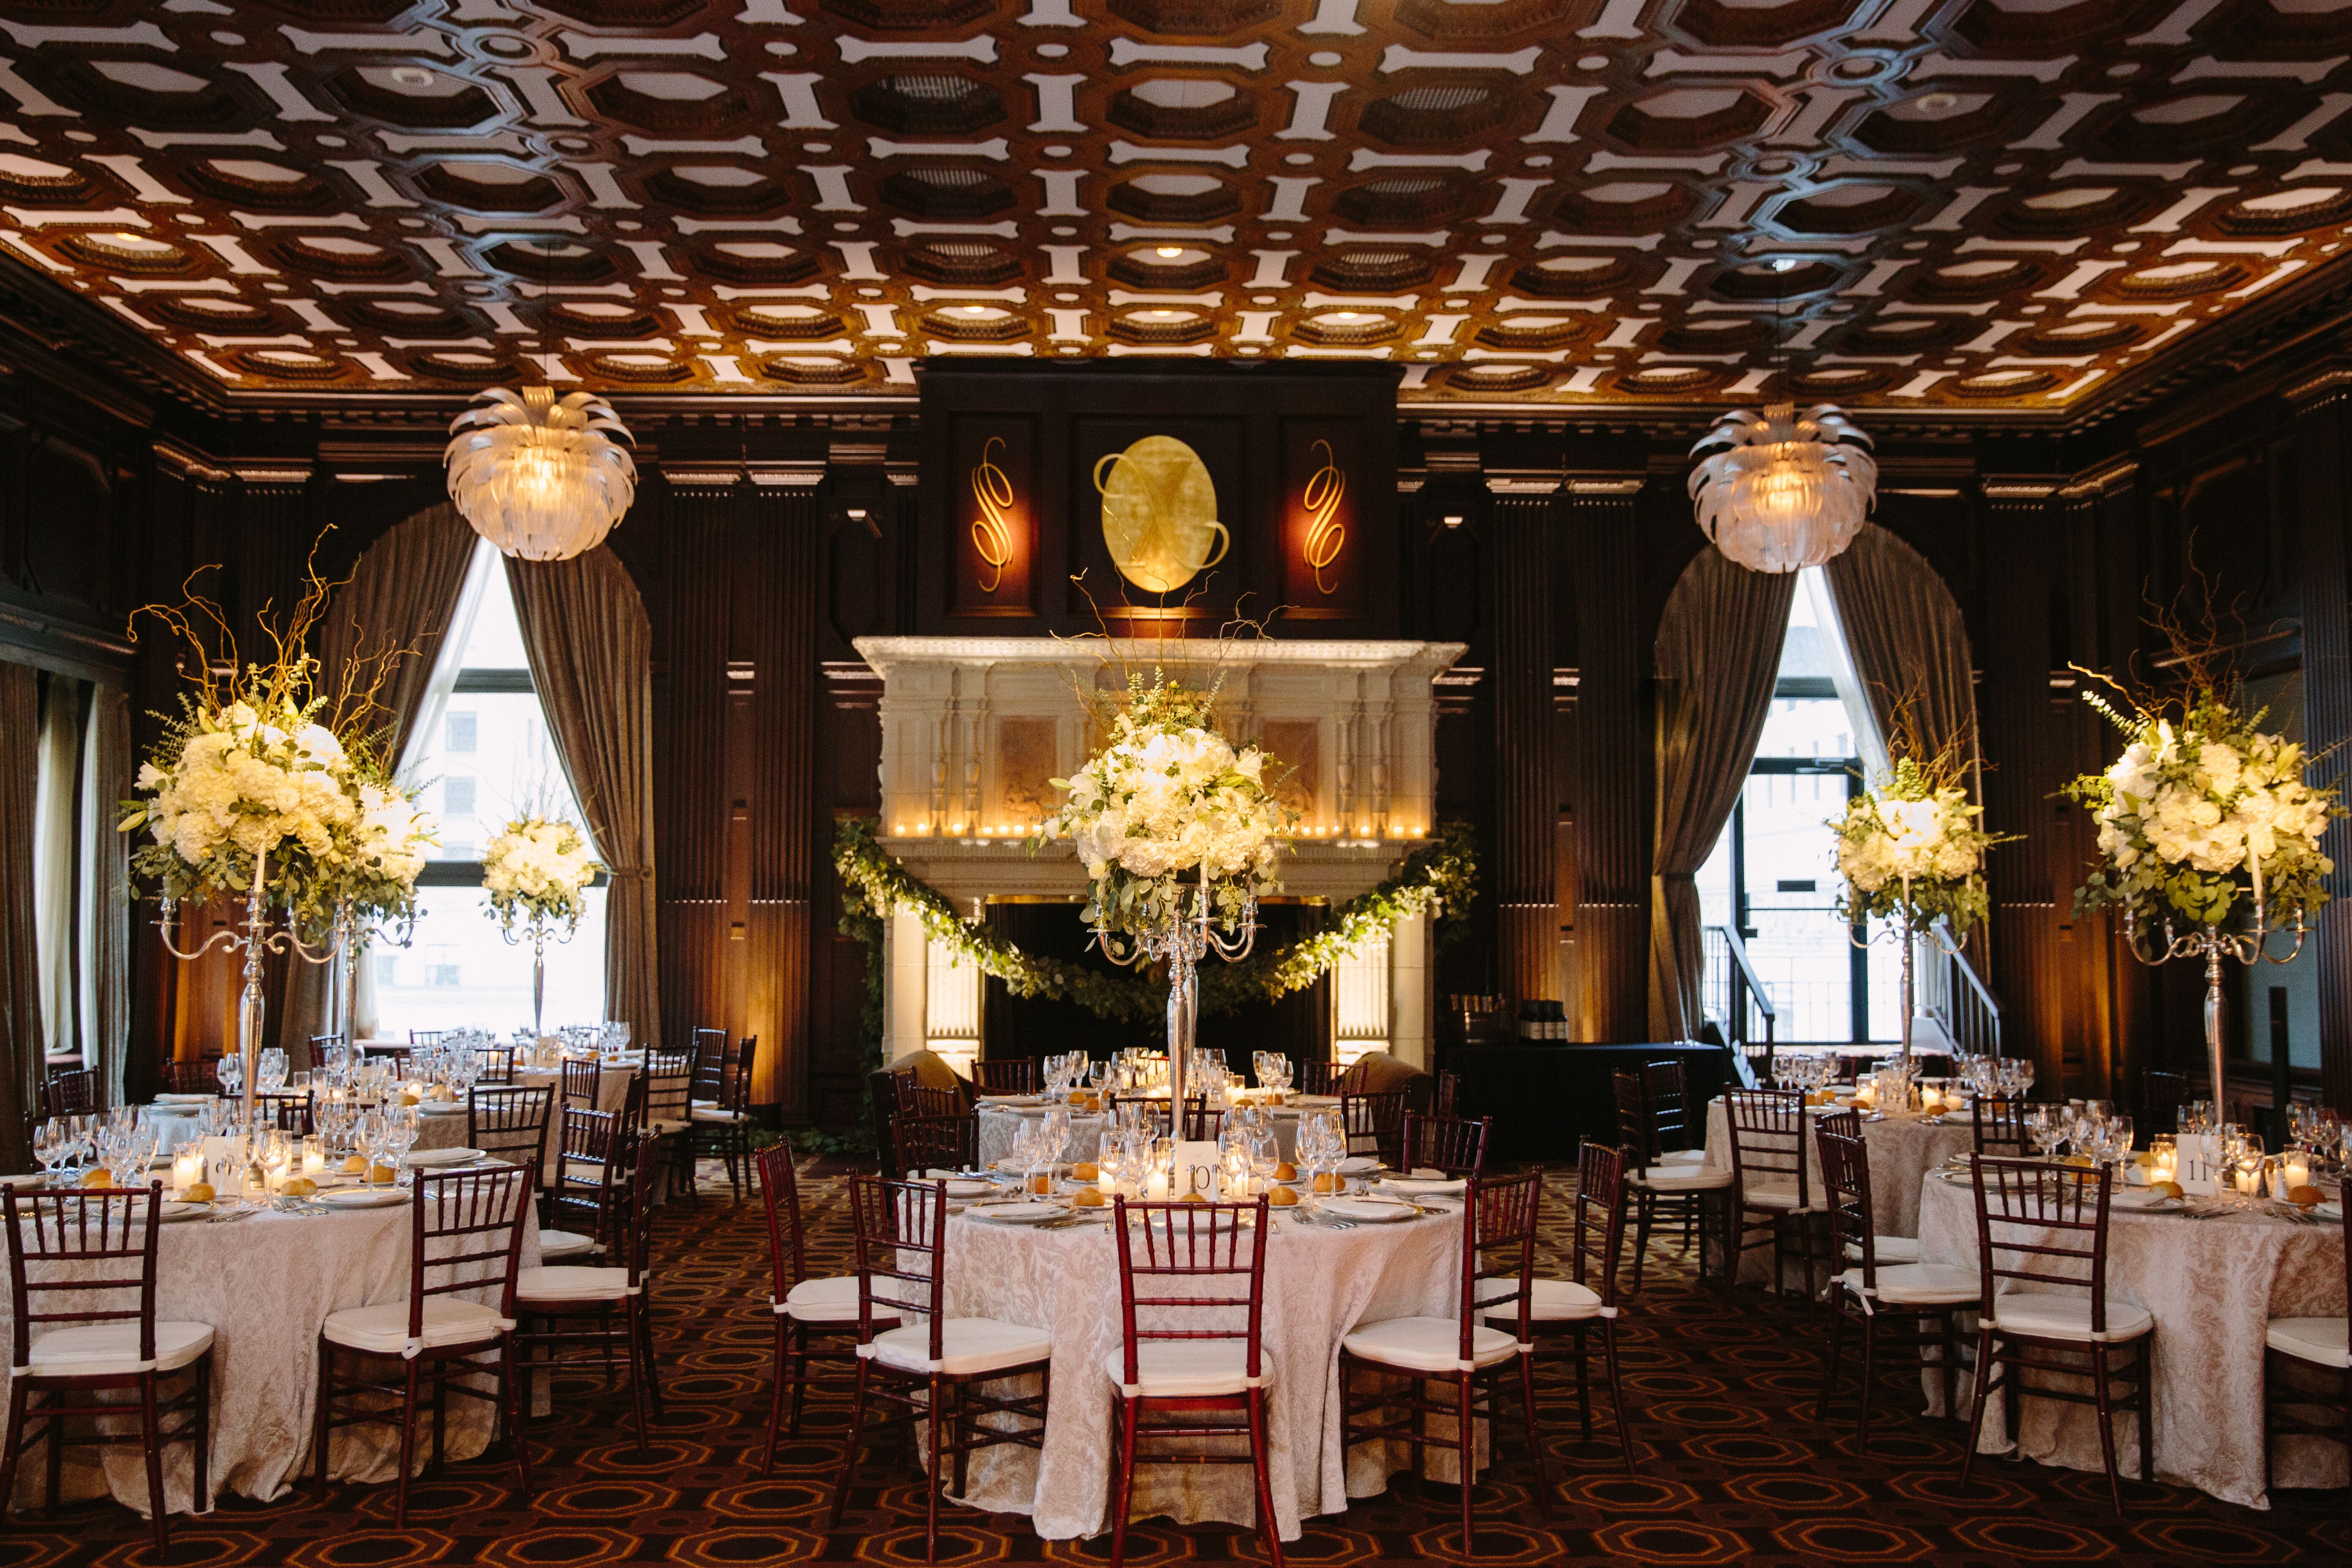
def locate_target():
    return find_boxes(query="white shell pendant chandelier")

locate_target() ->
[445,386,637,561]
[1687,402,1878,574]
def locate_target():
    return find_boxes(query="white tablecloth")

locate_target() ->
[975,1100,1321,1169]
[1914,1172,2347,1508]
[938,1205,1465,1541]
[1703,1101,1973,1282]
[2,1197,541,1515]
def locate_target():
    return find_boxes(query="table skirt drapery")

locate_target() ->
[0,1199,541,1516]
[933,1207,1467,1541]
[1913,1173,2347,1509]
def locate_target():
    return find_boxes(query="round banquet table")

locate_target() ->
[1702,1100,1973,1283]
[0,1193,541,1516]
[936,1202,1468,1541]
[975,1097,1329,1170]
[409,1063,639,1187]
[1914,1171,2348,1508]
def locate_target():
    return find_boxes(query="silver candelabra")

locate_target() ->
[1092,859,1260,1117]
[155,845,334,1130]
[2122,896,2307,1127]
[1848,880,1973,1076]
[328,897,415,1065]
[499,907,578,1037]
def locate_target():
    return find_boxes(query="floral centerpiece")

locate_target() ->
[1036,670,1296,1109]
[483,814,600,1036]
[2065,679,2339,1120]
[1828,751,2008,1077]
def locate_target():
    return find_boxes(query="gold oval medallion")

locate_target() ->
[1094,435,1228,594]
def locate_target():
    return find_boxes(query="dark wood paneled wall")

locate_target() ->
[14,340,2352,1126]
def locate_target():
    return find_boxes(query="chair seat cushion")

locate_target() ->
[1846,1235,1921,1264]
[776,1274,901,1326]
[690,1105,744,1124]
[1634,1165,1733,1193]
[648,1118,692,1137]
[517,1265,636,1304]
[1101,1339,1266,1397]
[1658,1149,1707,1167]
[1742,1182,1820,1211]
[1342,1315,1519,1374]
[1836,1263,1979,1307]
[2267,1316,2351,1369]
[1475,1275,1604,1323]
[862,1317,1051,1377]
[538,1230,603,1262]
[324,1297,514,1356]
[21,1321,212,1378]
[1987,1290,2154,1343]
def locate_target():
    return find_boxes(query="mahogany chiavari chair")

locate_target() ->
[559,1057,603,1113]
[904,1082,965,1121]
[2263,1176,2352,1487]
[885,1066,922,1116]
[0,1183,214,1553]
[2142,1068,2191,1136]
[758,1141,898,1469]
[314,1162,536,1525]
[1971,1095,2031,1157]
[1432,1068,1462,1120]
[1642,1059,1708,1167]
[828,1177,1052,1562]
[1104,1194,1282,1568]
[1296,1059,1342,1098]
[470,1084,555,1168]
[1483,1143,1634,1473]
[541,1106,623,1263]
[689,1029,730,1109]
[1725,1088,1822,1299]
[1339,1089,1407,1168]
[1816,1111,1975,1444]
[1963,1157,2154,1515]
[255,1091,314,1135]
[1108,1096,1175,1137]
[1342,1169,1549,1552]
[1399,1111,1491,1178]
[41,1069,96,1121]
[971,1058,1041,1095]
[1179,1098,1225,1142]
[408,1030,445,1048]
[514,1135,660,1451]
[639,1048,697,1195]
[891,1112,979,1177]
[470,1044,518,1084]
[158,1058,219,1096]
[689,1035,758,1201]
[1614,1071,1734,1293]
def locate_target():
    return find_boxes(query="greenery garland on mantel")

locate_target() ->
[833,817,1478,1026]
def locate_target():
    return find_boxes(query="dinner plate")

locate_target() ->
[1337,1156,1380,1176]
[2318,1201,2343,1221]
[152,1094,213,1106]
[1380,1176,1468,1196]
[158,1200,207,1222]
[317,1187,407,1208]
[406,1147,485,1168]
[935,1177,992,1198]
[2108,1187,2177,1211]
[979,1095,1045,1108]
[965,1201,1063,1224]
[415,1102,468,1116]
[1320,1196,1419,1223]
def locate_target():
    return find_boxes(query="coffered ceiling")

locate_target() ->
[5,0,2352,414]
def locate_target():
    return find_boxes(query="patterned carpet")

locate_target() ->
[4,1159,2348,1566]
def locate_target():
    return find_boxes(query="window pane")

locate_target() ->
[373,884,607,1038]
[1739,772,1851,1043]
[447,713,477,754]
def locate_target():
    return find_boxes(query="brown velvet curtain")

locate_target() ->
[505,547,659,1048]
[1649,552,1798,1042]
[1821,526,1978,771]
[0,662,42,1169]
[278,505,477,1059]
[87,686,131,1104]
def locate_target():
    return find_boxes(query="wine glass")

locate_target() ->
[256,1048,289,1095]
[216,1052,243,1100]
[32,1120,62,1186]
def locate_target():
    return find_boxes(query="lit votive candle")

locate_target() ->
[2285,1155,2311,1192]
[171,1149,204,1198]
[302,1138,327,1179]
[1146,1170,1170,1200]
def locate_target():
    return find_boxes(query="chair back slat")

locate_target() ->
[1968,1156,2117,1331]
[406,1164,534,1335]
[690,1029,730,1102]
[549,1106,622,1241]
[1110,1198,1270,1386]
[470,1085,555,1164]
[847,1177,948,1356]
[1726,1088,1808,1205]
[1432,1069,1461,1120]
[159,1059,219,1096]
[4,1186,163,1369]
[1340,1090,1407,1166]
[723,1036,757,1113]
[43,1069,98,1120]
[1571,1143,1626,1306]
[1296,1059,1342,1098]
[1401,1112,1490,1177]
[892,1113,978,1175]
[1612,1072,1655,1166]
[971,1059,1040,1095]
[471,1045,517,1084]
[1643,1059,1696,1156]
[1972,1095,2031,1156]
[1814,1110,1876,1282]
[1463,1170,1543,1357]
[757,1141,811,1296]
[904,1083,963,1121]
[1179,1099,1222,1142]
[641,1051,694,1127]
[255,1091,313,1135]
[560,1058,602,1111]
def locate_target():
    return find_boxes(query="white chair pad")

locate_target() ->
[1845,1235,1921,1264]
[324,1297,514,1356]
[1988,1290,2154,1343]
[22,1321,212,1378]
[517,1265,636,1304]
[1658,1149,1707,1167]
[1635,1165,1733,1192]
[1836,1263,1978,1307]
[2267,1316,2351,1369]
[690,1106,745,1124]
[863,1317,1051,1377]
[1101,1339,1265,1397]
[1476,1275,1604,1323]
[776,1274,900,1325]
[538,1230,603,1261]
[1742,1182,1819,1211]
[1342,1315,1519,1374]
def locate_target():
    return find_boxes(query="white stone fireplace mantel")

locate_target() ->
[853,635,1467,1071]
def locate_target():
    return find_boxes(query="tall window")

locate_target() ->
[369,541,607,1036]
[1696,573,1902,1044]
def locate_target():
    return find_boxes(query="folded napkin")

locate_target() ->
[153,1093,213,1105]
